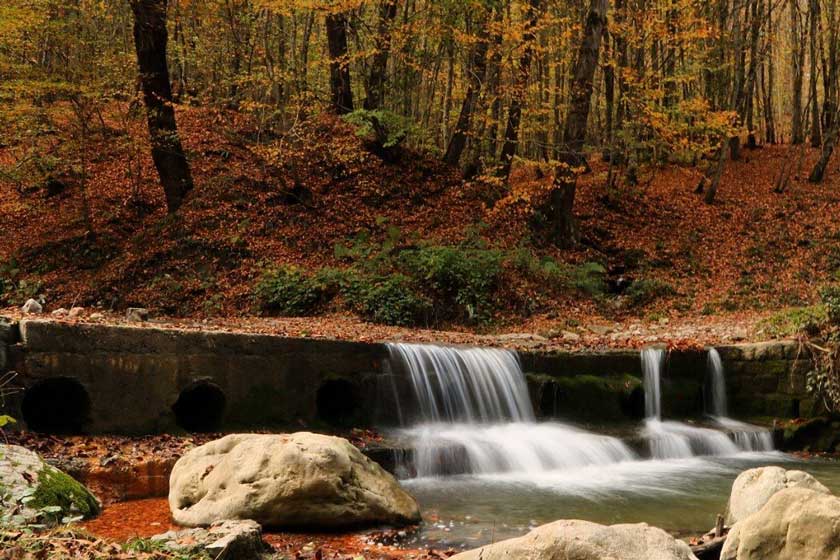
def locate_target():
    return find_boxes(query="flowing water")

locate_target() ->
[704,347,774,452]
[388,343,634,478]
[640,348,774,458]
[384,342,830,550]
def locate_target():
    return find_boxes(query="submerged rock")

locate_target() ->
[449,520,698,560]
[721,487,840,560]
[725,466,830,524]
[0,444,100,526]
[169,432,421,529]
[152,519,271,560]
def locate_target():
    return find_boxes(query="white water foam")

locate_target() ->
[705,348,775,452]
[388,343,635,477]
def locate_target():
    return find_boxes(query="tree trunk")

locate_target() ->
[445,10,491,166]
[809,113,839,182]
[810,0,823,146]
[130,0,194,213]
[762,0,777,144]
[792,0,805,144]
[745,0,762,149]
[547,0,609,246]
[364,0,398,110]
[326,11,353,114]
[498,0,541,180]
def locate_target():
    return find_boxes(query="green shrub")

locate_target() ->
[255,266,329,316]
[625,278,676,307]
[342,109,411,149]
[569,262,608,296]
[758,305,827,337]
[352,274,431,326]
[820,286,840,325]
[402,246,503,322]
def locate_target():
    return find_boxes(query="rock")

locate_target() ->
[449,520,698,560]
[88,312,104,321]
[721,488,840,560]
[561,331,581,342]
[725,466,830,524]
[68,307,85,318]
[151,519,270,560]
[730,329,748,342]
[587,324,614,336]
[0,444,100,526]
[126,307,150,322]
[51,308,68,317]
[21,299,42,314]
[169,433,421,529]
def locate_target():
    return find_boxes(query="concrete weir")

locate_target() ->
[0,318,816,435]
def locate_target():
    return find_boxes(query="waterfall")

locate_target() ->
[641,348,665,420]
[387,343,534,423]
[387,343,635,478]
[640,346,775,458]
[704,348,774,452]
[385,342,777,480]
[706,348,728,417]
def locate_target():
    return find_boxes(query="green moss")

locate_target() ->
[530,373,643,421]
[31,466,100,522]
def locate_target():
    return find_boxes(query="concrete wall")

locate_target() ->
[0,318,812,434]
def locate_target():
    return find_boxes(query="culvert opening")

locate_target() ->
[317,378,360,426]
[173,382,226,433]
[22,377,90,434]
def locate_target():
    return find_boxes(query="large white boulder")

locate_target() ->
[725,466,830,524]
[169,432,421,529]
[721,487,840,560]
[449,520,698,560]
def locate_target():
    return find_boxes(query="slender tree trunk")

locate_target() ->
[498,0,541,180]
[809,0,823,146]
[762,0,777,144]
[364,0,398,110]
[745,0,762,149]
[130,0,194,213]
[326,11,353,114]
[445,10,491,166]
[810,110,840,182]
[546,0,609,245]
[792,0,805,144]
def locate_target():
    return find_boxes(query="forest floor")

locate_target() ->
[2,103,840,347]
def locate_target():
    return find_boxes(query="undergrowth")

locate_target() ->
[254,233,612,327]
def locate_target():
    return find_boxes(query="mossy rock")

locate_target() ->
[529,373,644,421]
[0,444,100,526]
[781,417,840,452]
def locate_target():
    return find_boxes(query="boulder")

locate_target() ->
[21,299,42,314]
[51,308,68,317]
[721,488,840,560]
[169,433,421,529]
[152,519,270,560]
[449,520,698,560]
[725,466,830,524]
[0,444,100,526]
[68,307,85,318]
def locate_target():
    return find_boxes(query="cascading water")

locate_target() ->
[639,347,737,458]
[705,348,774,452]
[706,348,728,417]
[387,343,635,477]
[641,347,665,420]
[641,347,774,458]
